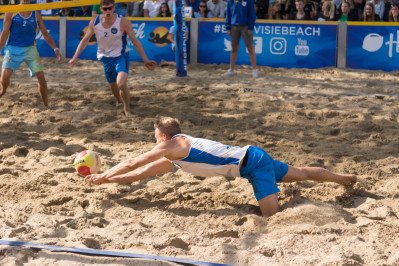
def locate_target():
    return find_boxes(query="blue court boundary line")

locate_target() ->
[244,87,399,99]
[0,240,234,266]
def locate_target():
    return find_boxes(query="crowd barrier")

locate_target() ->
[0,17,398,71]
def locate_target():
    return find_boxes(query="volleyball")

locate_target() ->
[74,150,101,176]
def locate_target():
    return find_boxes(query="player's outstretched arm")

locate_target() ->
[0,13,12,52]
[69,19,96,67]
[85,140,175,186]
[121,17,156,70]
[85,158,174,186]
[36,12,62,62]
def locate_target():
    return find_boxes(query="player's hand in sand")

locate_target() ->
[144,60,156,70]
[85,174,107,186]
[68,57,78,67]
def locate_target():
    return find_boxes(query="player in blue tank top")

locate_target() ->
[85,116,357,217]
[0,0,62,106]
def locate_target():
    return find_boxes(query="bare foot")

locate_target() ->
[123,109,130,117]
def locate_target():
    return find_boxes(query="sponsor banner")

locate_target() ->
[66,19,96,59]
[347,23,399,71]
[66,18,188,63]
[0,18,59,58]
[130,20,185,63]
[198,21,337,69]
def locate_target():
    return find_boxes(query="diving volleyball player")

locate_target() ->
[85,117,357,217]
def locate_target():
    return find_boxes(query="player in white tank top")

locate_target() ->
[94,14,127,59]
[171,134,249,178]
[69,0,156,117]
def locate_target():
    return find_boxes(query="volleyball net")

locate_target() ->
[0,0,141,13]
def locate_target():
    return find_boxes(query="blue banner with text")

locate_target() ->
[198,21,337,69]
[347,24,399,71]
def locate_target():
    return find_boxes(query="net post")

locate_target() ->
[173,0,187,77]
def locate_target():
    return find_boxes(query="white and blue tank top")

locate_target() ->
[7,11,38,47]
[94,15,127,59]
[171,134,249,178]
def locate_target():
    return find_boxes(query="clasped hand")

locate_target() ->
[85,173,106,186]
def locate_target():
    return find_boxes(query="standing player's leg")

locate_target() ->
[26,46,47,105]
[102,54,130,115]
[109,82,123,105]
[247,45,257,69]
[35,71,48,106]
[116,71,130,117]
[224,26,241,76]
[229,45,239,71]
[243,27,257,77]
[0,68,13,97]
[114,53,130,116]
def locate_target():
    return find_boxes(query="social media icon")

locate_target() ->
[295,45,309,56]
[224,38,232,51]
[246,37,263,54]
[270,37,287,55]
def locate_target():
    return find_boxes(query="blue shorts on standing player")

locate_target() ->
[2,45,43,77]
[100,52,129,83]
[240,146,289,201]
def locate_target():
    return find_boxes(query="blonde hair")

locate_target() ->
[323,1,335,20]
[268,2,281,19]
[154,117,182,137]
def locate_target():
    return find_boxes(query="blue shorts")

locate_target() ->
[100,53,129,83]
[239,146,289,201]
[2,45,43,77]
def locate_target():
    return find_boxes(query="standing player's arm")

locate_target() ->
[167,33,174,44]
[121,17,156,70]
[68,18,96,67]
[0,13,13,51]
[36,12,62,62]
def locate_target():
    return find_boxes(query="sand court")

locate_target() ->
[1,59,399,265]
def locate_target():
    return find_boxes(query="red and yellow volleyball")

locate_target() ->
[73,150,101,176]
